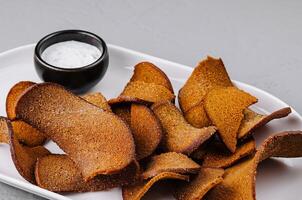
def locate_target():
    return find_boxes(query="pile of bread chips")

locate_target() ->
[0,58,301,200]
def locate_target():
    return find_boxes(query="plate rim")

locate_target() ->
[0,43,301,200]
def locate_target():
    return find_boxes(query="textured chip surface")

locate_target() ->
[131,104,162,160]
[15,83,135,181]
[174,168,224,200]
[35,154,140,192]
[0,117,9,143]
[130,62,174,93]
[152,101,216,155]
[142,152,200,179]
[122,172,189,200]
[81,92,112,112]
[204,87,257,152]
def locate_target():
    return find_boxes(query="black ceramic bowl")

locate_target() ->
[34,30,109,94]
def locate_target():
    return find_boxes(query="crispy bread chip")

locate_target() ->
[122,172,189,200]
[15,83,135,181]
[131,104,162,160]
[121,81,175,103]
[202,139,256,168]
[81,92,112,112]
[2,117,50,183]
[142,152,200,179]
[112,104,132,124]
[179,56,232,113]
[151,101,216,155]
[205,131,302,200]
[204,87,257,152]
[35,155,140,192]
[184,104,212,128]
[11,120,46,147]
[238,107,291,139]
[130,62,174,93]
[6,81,36,120]
[174,168,224,200]
[108,96,152,107]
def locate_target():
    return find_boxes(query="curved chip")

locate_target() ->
[11,120,46,147]
[204,87,257,152]
[130,62,174,93]
[122,172,189,200]
[15,83,135,181]
[6,81,36,120]
[108,96,152,107]
[35,154,140,192]
[130,104,162,160]
[151,101,216,155]
[174,168,224,200]
[184,104,211,128]
[112,104,132,125]
[2,117,50,184]
[238,107,292,139]
[142,152,200,179]
[205,131,302,200]
[178,56,232,113]
[202,138,256,168]
[81,92,112,112]
[121,81,175,103]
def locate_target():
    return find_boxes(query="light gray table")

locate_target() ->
[0,0,301,199]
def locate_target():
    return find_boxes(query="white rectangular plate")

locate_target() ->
[0,44,302,200]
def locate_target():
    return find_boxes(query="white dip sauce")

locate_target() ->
[41,40,102,68]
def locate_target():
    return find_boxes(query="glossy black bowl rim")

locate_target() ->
[34,29,108,72]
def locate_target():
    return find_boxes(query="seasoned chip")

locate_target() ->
[142,152,200,179]
[131,104,162,160]
[108,96,152,107]
[15,83,135,181]
[184,104,211,128]
[35,155,140,192]
[238,107,291,139]
[122,172,189,200]
[205,131,302,200]
[151,101,216,155]
[178,56,232,113]
[204,87,257,152]
[81,92,112,112]
[130,62,174,93]
[202,139,256,168]
[11,120,46,147]
[6,81,36,120]
[121,81,175,103]
[174,168,224,200]
[3,117,50,184]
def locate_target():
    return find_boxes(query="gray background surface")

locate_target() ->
[0,0,301,199]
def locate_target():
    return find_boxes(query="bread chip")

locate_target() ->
[0,117,9,143]
[6,81,36,120]
[204,87,257,152]
[174,168,224,200]
[15,83,135,181]
[205,131,302,200]
[2,117,50,183]
[130,62,174,93]
[178,56,232,113]
[81,92,112,112]
[121,81,175,103]
[151,101,216,155]
[122,172,189,200]
[238,107,291,139]
[202,139,256,168]
[108,96,152,107]
[11,120,46,147]
[131,104,162,160]
[142,152,200,179]
[35,154,140,192]
[184,104,211,128]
